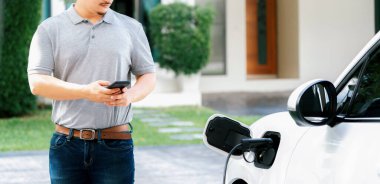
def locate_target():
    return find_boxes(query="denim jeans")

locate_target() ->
[49,132,134,184]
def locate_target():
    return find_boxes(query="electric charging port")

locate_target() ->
[254,131,281,169]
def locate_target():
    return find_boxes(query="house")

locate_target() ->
[43,0,376,107]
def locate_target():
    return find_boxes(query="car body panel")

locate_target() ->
[285,122,380,184]
[226,112,310,184]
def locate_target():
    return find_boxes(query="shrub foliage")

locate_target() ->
[149,3,214,75]
[0,0,41,117]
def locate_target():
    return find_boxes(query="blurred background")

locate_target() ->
[0,0,378,183]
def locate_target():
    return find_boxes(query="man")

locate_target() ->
[27,0,156,183]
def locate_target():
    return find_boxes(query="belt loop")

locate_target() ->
[127,122,133,134]
[66,128,74,141]
[97,129,102,143]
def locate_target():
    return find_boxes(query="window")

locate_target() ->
[42,0,51,20]
[198,0,226,75]
[375,0,380,33]
[336,70,360,115]
[349,50,380,117]
[338,50,380,117]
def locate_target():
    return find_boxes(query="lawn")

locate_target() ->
[0,106,260,152]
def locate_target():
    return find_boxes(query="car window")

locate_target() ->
[336,70,360,115]
[348,50,380,117]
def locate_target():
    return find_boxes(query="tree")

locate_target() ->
[149,3,214,75]
[0,0,42,117]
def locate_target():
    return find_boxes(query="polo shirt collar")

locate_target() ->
[67,4,115,25]
[102,9,114,24]
[67,5,84,24]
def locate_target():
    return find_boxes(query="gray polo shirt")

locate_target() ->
[28,6,155,129]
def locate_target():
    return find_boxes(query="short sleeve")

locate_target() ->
[27,25,54,75]
[130,24,155,76]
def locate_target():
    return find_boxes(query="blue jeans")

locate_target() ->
[49,132,134,184]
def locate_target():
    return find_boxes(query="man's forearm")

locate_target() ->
[28,74,86,100]
[127,73,156,103]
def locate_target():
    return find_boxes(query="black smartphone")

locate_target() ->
[106,81,130,89]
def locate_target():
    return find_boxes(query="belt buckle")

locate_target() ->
[80,129,96,140]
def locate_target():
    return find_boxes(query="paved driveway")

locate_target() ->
[0,144,225,184]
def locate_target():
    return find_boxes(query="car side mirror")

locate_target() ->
[288,79,337,126]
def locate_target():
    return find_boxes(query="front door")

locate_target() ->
[246,0,277,77]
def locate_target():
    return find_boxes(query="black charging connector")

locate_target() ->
[240,138,273,164]
[240,138,273,151]
[222,138,273,184]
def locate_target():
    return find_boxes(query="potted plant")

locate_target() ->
[149,2,214,92]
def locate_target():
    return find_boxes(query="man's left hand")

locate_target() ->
[105,88,134,106]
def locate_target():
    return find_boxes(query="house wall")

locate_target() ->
[277,0,299,78]
[161,0,194,6]
[299,0,374,82]
[200,0,375,93]
[51,0,65,16]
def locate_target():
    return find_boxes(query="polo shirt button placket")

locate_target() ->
[91,26,95,40]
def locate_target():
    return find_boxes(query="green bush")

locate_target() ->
[149,3,214,75]
[0,0,42,117]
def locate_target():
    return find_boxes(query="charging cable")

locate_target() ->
[223,143,243,184]
[222,138,273,184]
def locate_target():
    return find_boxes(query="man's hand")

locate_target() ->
[104,73,155,106]
[83,80,121,103]
[104,87,134,107]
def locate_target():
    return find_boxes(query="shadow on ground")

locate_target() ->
[203,91,290,116]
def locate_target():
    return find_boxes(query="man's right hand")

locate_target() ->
[82,80,121,103]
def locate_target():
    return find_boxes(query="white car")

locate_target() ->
[203,32,380,184]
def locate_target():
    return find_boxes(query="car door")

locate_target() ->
[284,42,380,184]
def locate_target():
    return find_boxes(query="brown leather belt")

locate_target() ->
[55,124,132,140]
